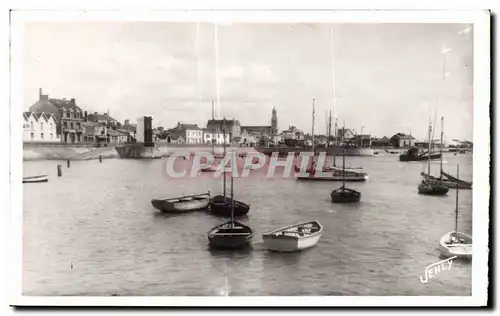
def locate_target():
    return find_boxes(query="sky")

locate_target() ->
[24,22,473,142]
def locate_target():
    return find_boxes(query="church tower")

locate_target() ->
[271,107,278,135]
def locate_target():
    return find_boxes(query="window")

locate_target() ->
[76,112,80,119]
[41,133,44,139]
[71,122,74,129]
[66,111,70,118]
[50,123,53,131]
[30,133,34,140]
[50,133,53,140]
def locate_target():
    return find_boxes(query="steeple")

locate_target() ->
[271,106,278,135]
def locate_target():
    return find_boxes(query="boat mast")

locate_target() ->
[312,98,315,156]
[427,118,432,177]
[223,117,226,199]
[455,164,459,233]
[342,120,346,189]
[211,100,215,156]
[230,165,234,228]
[440,116,444,180]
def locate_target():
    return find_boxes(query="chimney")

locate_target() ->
[125,119,129,125]
[177,122,181,128]
[84,111,87,118]
[70,98,75,104]
[39,88,42,99]
[94,112,98,115]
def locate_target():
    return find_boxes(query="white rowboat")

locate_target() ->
[263,220,323,252]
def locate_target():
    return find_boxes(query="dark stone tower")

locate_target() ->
[271,107,278,135]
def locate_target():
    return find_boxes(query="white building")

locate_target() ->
[203,128,230,145]
[23,112,60,142]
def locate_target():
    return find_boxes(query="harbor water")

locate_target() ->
[22,152,473,296]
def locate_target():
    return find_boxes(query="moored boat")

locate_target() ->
[263,220,323,252]
[399,147,441,162]
[441,171,473,189]
[420,172,472,189]
[210,195,250,217]
[331,187,361,203]
[208,166,253,250]
[23,174,49,183]
[296,165,368,182]
[151,192,211,213]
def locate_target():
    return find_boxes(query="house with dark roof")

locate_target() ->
[87,111,118,127]
[390,133,416,148]
[206,118,241,142]
[28,88,86,143]
[23,111,60,142]
[167,122,204,144]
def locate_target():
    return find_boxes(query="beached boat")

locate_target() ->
[210,195,250,217]
[23,174,49,183]
[439,165,472,259]
[417,117,449,196]
[151,193,210,213]
[208,169,253,250]
[262,220,323,252]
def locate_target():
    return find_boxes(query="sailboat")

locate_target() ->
[331,122,362,203]
[209,134,250,217]
[208,171,253,250]
[439,164,472,259]
[418,118,449,195]
[296,101,368,182]
[421,117,472,189]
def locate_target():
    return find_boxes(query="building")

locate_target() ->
[281,125,305,146]
[86,111,118,127]
[336,128,355,141]
[29,88,86,143]
[23,112,60,142]
[390,133,416,148]
[203,128,230,145]
[206,118,241,143]
[107,129,128,144]
[239,107,279,144]
[166,122,204,144]
[353,134,372,148]
[371,136,390,147]
[136,116,154,147]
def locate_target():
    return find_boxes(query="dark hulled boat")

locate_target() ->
[208,169,252,250]
[399,147,441,162]
[330,133,362,203]
[210,195,250,217]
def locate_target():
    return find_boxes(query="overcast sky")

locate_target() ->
[24,22,473,142]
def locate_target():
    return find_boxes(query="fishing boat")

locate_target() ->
[385,147,398,154]
[439,165,472,259]
[208,171,253,250]
[262,220,323,252]
[151,192,210,213]
[23,174,49,183]
[418,118,449,196]
[442,170,473,188]
[209,121,250,217]
[399,147,441,162]
[331,124,362,203]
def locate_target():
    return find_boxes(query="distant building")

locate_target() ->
[136,116,154,147]
[206,118,241,142]
[23,111,60,142]
[29,88,85,143]
[281,125,305,147]
[353,134,372,148]
[203,128,230,145]
[371,136,390,147]
[239,107,279,144]
[390,133,416,148]
[336,128,355,141]
[107,129,128,144]
[86,111,118,127]
[167,122,204,144]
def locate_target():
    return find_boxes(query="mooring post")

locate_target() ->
[99,155,102,163]
[67,159,70,168]
[57,164,62,177]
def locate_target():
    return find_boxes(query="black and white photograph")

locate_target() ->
[8,9,490,307]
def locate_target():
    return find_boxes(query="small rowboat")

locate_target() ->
[331,187,361,203]
[23,174,49,183]
[151,192,210,213]
[263,220,323,252]
[208,220,253,250]
[439,231,472,259]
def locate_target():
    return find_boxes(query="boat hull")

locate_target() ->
[421,173,472,189]
[331,188,361,203]
[262,220,322,252]
[115,143,160,159]
[208,221,253,250]
[297,174,368,182]
[418,182,449,195]
[209,195,250,217]
[151,193,210,213]
[439,231,472,259]
[23,175,49,183]
[399,153,441,162]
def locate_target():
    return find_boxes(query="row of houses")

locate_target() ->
[24,89,138,145]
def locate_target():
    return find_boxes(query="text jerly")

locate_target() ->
[420,256,456,284]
